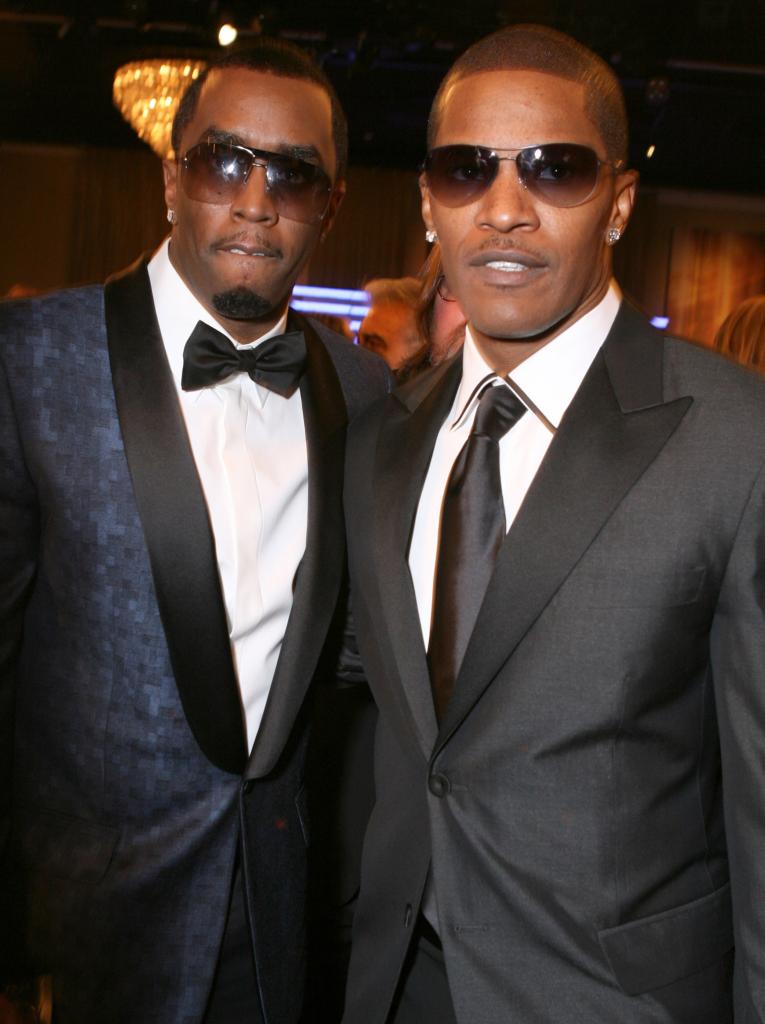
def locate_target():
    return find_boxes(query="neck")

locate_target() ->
[212,307,289,346]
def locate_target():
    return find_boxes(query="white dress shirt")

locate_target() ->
[409,282,622,646]
[148,238,308,752]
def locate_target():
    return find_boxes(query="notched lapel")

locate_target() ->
[105,257,247,775]
[372,358,463,754]
[436,309,693,751]
[247,313,348,777]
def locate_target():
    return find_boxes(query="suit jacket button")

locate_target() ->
[242,779,255,795]
[429,773,451,797]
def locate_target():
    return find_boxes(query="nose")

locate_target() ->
[475,159,540,233]
[231,161,278,224]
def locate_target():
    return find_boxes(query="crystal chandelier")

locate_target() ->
[113,59,208,159]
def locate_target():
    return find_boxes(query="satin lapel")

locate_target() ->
[436,306,693,752]
[246,313,347,778]
[105,257,246,775]
[372,357,463,756]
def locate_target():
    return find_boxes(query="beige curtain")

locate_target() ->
[667,228,765,345]
[304,166,428,287]
[4,143,765,332]
[1,144,427,294]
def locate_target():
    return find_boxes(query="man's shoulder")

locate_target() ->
[302,314,393,411]
[0,283,105,348]
[664,332,765,416]
[614,301,765,427]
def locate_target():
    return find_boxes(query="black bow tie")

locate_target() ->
[181,320,307,398]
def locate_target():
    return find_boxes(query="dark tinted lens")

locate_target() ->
[182,143,249,203]
[425,146,498,207]
[265,154,332,224]
[518,144,600,207]
[182,143,332,223]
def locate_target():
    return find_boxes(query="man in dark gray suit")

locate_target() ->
[342,24,765,1024]
[0,39,388,1024]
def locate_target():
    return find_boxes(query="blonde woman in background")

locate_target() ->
[713,294,765,371]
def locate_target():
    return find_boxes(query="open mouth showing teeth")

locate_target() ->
[486,260,528,272]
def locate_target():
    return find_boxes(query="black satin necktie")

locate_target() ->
[428,381,527,721]
[181,320,307,397]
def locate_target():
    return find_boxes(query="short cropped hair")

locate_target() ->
[428,24,628,164]
[364,276,421,309]
[171,37,348,179]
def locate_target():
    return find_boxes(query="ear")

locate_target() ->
[419,171,435,234]
[319,180,346,242]
[163,159,178,214]
[610,168,639,236]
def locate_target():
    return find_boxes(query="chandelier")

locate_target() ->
[113,59,208,159]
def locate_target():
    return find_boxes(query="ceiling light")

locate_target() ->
[113,59,207,159]
[218,23,238,46]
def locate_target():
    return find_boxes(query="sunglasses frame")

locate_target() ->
[180,140,335,224]
[423,143,624,209]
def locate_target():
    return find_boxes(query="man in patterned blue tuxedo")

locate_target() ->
[0,39,388,1024]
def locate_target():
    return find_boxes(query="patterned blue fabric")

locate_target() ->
[0,283,389,1023]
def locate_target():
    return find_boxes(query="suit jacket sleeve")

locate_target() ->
[712,458,765,1015]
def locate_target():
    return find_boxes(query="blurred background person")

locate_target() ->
[395,244,468,384]
[712,295,765,371]
[358,276,422,373]
[416,242,467,365]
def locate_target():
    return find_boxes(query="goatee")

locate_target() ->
[212,287,273,321]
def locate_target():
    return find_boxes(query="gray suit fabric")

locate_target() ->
[341,302,765,1023]
[0,259,389,1024]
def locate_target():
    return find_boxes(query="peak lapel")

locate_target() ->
[372,358,463,755]
[105,257,247,775]
[436,305,693,752]
[246,313,348,777]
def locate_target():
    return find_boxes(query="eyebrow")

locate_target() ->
[202,127,323,166]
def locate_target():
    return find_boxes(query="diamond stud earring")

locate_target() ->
[425,229,437,244]
[167,210,176,225]
[606,227,621,245]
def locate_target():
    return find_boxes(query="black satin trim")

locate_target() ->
[105,257,247,775]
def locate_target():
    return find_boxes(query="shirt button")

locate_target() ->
[429,773,451,797]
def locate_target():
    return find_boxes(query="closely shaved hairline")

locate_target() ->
[428,24,628,164]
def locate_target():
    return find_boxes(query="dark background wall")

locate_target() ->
[2,0,764,343]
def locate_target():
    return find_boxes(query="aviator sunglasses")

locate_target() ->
[180,141,334,224]
[423,143,624,209]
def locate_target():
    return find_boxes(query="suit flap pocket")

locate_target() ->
[12,805,119,883]
[572,567,706,608]
[598,883,732,995]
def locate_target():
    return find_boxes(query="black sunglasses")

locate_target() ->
[423,143,623,209]
[180,141,334,224]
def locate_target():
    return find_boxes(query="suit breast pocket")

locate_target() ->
[569,566,707,609]
[12,805,119,883]
[598,883,732,995]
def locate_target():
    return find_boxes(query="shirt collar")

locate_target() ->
[452,281,622,433]
[147,236,290,396]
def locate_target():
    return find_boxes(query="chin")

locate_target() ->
[476,301,572,343]
[212,286,273,321]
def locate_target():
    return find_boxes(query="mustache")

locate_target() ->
[469,237,547,263]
